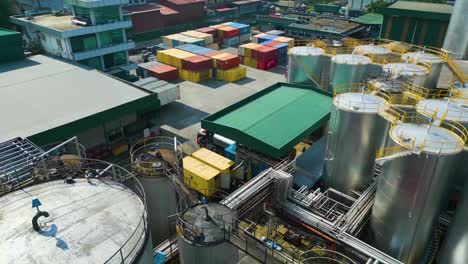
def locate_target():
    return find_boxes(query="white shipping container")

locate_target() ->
[154,84,180,106]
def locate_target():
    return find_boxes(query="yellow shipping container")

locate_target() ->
[181,30,214,44]
[161,49,194,68]
[192,148,234,173]
[244,57,257,68]
[179,68,212,83]
[183,156,220,197]
[217,66,247,82]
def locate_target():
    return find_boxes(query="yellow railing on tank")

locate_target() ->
[333,83,388,112]
[375,145,413,159]
[440,119,468,143]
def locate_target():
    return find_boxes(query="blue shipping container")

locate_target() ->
[226,22,251,35]
[225,144,236,161]
[223,36,240,46]
[260,40,275,46]
[175,44,203,53]
[263,34,279,41]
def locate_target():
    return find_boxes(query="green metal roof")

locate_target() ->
[351,13,383,25]
[202,83,332,159]
[380,1,452,21]
[0,28,20,37]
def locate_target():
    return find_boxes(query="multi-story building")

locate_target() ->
[10,0,136,73]
[15,0,66,13]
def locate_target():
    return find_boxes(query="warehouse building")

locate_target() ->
[378,1,452,48]
[0,54,160,158]
[201,82,332,176]
[10,0,136,75]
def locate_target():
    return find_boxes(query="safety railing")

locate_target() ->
[332,83,387,113]
[444,54,468,85]
[439,119,468,144]
[299,248,357,264]
[130,136,183,178]
[379,104,408,124]
[375,145,413,159]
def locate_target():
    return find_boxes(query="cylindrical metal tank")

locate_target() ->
[0,160,152,264]
[402,52,444,89]
[330,54,371,91]
[177,203,238,264]
[131,137,180,247]
[370,123,464,263]
[354,44,390,77]
[287,46,329,89]
[438,168,468,263]
[382,63,429,87]
[325,90,389,195]
[442,0,468,60]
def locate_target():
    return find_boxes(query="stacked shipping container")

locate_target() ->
[162,33,205,48]
[240,33,295,70]
[157,48,213,82]
[222,22,251,44]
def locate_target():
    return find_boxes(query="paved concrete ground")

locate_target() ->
[152,65,286,152]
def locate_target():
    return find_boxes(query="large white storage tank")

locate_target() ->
[0,159,152,264]
[131,137,180,247]
[325,85,389,195]
[382,62,429,87]
[177,203,238,264]
[354,44,390,77]
[370,121,465,263]
[402,51,444,89]
[330,54,371,91]
[287,46,329,89]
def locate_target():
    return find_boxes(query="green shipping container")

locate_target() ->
[0,28,24,63]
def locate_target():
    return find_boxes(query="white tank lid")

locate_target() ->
[416,98,468,123]
[290,46,324,56]
[334,92,386,113]
[0,179,146,264]
[368,78,405,93]
[390,123,464,154]
[354,45,390,55]
[403,51,444,64]
[382,63,429,77]
[332,54,371,65]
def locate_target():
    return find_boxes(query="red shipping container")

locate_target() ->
[148,64,179,81]
[206,51,223,57]
[221,27,240,39]
[252,46,278,62]
[257,59,277,70]
[182,55,212,71]
[196,27,218,39]
[265,41,282,47]
[213,53,240,70]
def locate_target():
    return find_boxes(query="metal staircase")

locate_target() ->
[445,56,467,85]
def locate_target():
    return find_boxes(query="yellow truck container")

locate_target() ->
[179,68,212,82]
[192,148,235,189]
[160,49,194,68]
[216,66,247,82]
[183,156,220,197]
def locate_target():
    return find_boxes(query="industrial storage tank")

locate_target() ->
[330,54,371,91]
[0,159,152,264]
[370,121,466,263]
[402,51,444,89]
[438,179,468,264]
[367,77,406,94]
[177,203,238,264]
[287,46,329,89]
[354,44,391,76]
[131,137,180,247]
[382,62,429,87]
[325,85,388,195]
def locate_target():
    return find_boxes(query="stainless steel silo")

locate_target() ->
[287,47,328,89]
[131,137,180,247]
[438,157,468,264]
[402,52,444,89]
[330,54,371,91]
[177,203,238,264]
[354,44,390,77]
[370,122,465,263]
[442,0,468,60]
[325,90,389,195]
[382,62,429,87]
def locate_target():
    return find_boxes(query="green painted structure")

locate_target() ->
[202,83,333,158]
[379,1,452,48]
[351,13,383,25]
[0,29,24,63]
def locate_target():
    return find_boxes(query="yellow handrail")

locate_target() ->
[440,119,468,143]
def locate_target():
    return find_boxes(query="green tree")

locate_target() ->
[366,0,387,13]
[0,0,14,28]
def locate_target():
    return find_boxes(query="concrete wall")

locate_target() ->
[37,32,74,60]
